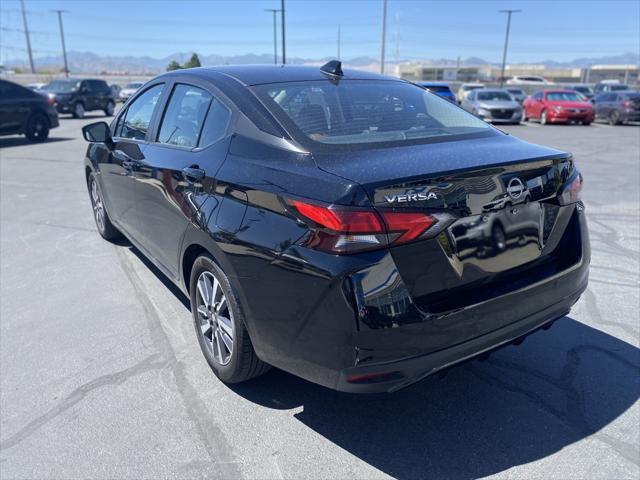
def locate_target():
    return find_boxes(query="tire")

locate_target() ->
[24,113,49,142]
[608,111,621,126]
[72,102,85,119]
[492,224,507,252]
[104,100,115,116]
[540,109,547,125]
[88,173,121,241]
[582,120,591,126]
[189,255,269,384]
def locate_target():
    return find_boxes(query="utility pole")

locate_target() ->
[380,0,387,74]
[394,12,400,64]
[52,10,70,77]
[280,0,286,64]
[337,24,341,59]
[264,8,280,64]
[499,9,521,87]
[20,0,35,74]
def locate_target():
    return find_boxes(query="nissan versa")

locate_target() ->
[82,62,590,393]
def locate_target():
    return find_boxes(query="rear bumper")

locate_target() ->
[337,265,587,392]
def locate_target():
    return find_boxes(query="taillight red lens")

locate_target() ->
[623,100,631,108]
[287,199,441,254]
[380,212,436,244]
[289,200,383,233]
[558,172,583,205]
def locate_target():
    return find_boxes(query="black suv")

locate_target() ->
[0,79,59,142]
[42,78,116,118]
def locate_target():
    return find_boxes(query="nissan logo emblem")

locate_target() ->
[507,177,525,200]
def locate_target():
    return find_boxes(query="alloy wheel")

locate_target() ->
[196,271,234,365]
[90,177,106,233]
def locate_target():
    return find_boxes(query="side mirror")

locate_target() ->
[82,121,113,146]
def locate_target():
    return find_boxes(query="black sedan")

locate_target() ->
[82,62,590,393]
[0,79,59,142]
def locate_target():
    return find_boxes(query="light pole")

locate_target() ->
[20,0,35,74]
[51,9,69,77]
[264,8,280,64]
[380,0,387,74]
[280,0,286,64]
[499,9,521,87]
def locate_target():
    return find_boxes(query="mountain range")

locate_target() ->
[4,51,638,74]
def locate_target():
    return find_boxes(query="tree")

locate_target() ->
[166,60,182,71]
[184,53,201,69]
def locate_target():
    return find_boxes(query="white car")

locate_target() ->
[118,82,143,102]
[506,75,549,85]
[456,83,485,104]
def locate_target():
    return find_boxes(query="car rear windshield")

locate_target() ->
[422,85,451,93]
[252,80,490,147]
[46,80,78,92]
[546,92,583,101]
[477,91,512,101]
[610,85,630,91]
[507,89,524,95]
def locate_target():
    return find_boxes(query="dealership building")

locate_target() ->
[396,62,639,85]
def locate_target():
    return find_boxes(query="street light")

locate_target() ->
[264,8,281,64]
[51,9,70,77]
[499,9,521,87]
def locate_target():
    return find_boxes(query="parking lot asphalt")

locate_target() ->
[1,113,639,480]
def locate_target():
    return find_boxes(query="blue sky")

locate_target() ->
[1,0,638,64]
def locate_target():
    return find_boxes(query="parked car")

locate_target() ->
[506,75,549,85]
[456,83,484,104]
[594,82,630,93]
[566,84,594,99]
[81,62,589,393]
[41,78,115,118]
[592,90,640,125]
[26,82,48,92]
[505,87,526,103]
[461,88,522,124]
[118,82,143,102]
[110,83,121,99]
[523,90,594,125]
[416,82,456,103]
[0,79,59,141]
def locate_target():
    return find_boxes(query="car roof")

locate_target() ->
[417,81,449,86]
[156,65,396,86]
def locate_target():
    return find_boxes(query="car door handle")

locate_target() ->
[182,166,205,182]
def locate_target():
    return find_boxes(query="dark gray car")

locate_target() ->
[461,88,523,124]
[505,87,526,104]
[592,91,640,125]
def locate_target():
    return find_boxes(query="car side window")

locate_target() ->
[199,99,231,147]
[532,92,543,100]
[158,84,212,148]
[118,84,164,140]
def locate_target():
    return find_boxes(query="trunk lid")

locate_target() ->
[314,134,578,314]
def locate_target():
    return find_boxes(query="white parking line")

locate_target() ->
[590,123,612,128]
[522,122,541,128]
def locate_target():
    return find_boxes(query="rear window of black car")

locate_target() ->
[252,80,490,148]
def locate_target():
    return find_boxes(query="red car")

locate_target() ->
[523,90,594,125]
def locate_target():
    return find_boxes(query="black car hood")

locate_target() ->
[312,133,567,186]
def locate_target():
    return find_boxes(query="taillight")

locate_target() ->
[46,97,55,105]
[558,171,583,205]
[286,199,449,254]
[623,100,631,108]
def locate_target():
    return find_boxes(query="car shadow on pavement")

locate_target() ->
[230,317,640,479]
[0,137,74,149]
